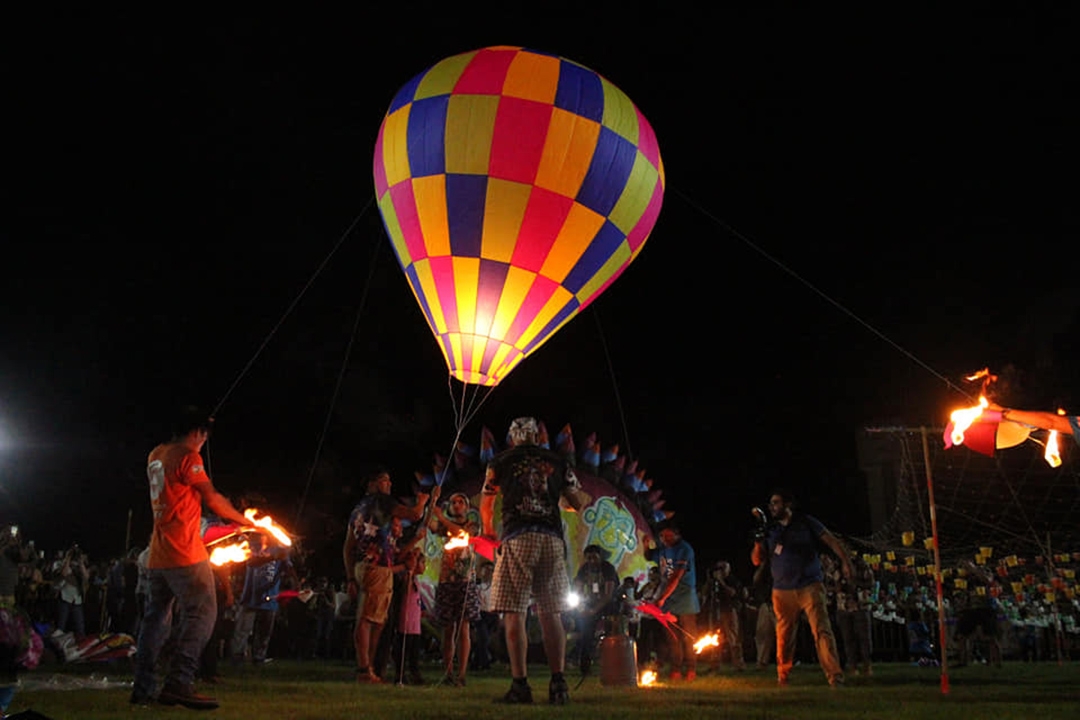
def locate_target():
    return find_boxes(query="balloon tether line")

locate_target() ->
[212,196,375,419]
[673,188,972,401]
[293,234,383,527]
[592,307,633,461]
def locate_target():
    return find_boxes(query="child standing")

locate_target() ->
[393,550,426,685]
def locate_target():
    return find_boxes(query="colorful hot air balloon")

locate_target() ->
[374,46,664,386]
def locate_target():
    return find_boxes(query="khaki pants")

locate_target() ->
[772,582,842,683]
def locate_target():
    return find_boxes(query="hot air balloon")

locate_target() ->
[374,46,664,387]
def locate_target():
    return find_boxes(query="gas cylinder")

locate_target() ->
[599,635,638,686]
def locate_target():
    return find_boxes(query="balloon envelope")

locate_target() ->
[374,46,664,386]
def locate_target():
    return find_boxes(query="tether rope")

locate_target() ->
[593,307,634,462]
[211,197,374,419]
[293,233,383,527]
[673,187,973,402]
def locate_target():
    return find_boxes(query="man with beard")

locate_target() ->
[481,417,591,705]
[751,490,851,687]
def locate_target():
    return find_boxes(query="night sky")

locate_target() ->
[3,9,1078,575]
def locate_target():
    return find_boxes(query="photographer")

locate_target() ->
[700,561,747,671]
[56,544,90,637]
[751,490,850,687]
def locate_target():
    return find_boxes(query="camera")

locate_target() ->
[751,507,768,539]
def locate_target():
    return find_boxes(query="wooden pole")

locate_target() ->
[124,508,133,554]
[1046,532,1065,665]
[920,427,950,694]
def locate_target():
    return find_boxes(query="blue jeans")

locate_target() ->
[0,684,15,714]
[133,561,217,697]
[56,600,86,636]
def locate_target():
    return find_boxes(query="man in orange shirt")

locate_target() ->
[131,408,255,710]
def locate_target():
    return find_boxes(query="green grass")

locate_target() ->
[8,660,1080,719]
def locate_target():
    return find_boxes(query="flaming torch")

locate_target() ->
[204,509,294,568]
[1045,409,1066,468]
[209,539,251,567]
[693,632,720,655]
[444,531,470,551]
[948,395,990,447]
[243,509,293,547]
[943,369,1020,456]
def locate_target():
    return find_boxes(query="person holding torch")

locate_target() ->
[131,407,261,710]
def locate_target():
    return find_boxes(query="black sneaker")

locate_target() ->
[158,683,220,710]
[496,681,534,704]
[549,675,570,705]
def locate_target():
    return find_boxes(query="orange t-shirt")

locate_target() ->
[146,442,210,569]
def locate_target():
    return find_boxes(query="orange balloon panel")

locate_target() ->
[374,47,664,385]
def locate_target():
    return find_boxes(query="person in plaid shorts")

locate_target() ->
[480,417,591,705]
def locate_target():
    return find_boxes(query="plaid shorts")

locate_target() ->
[490,532,569,614]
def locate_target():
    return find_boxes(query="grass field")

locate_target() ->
[7,660,1079,719]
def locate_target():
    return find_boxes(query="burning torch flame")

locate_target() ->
[693,632,720,654]
[639,670,657,686]
[244,509,293,547]
[1045,409,1065,468]
[209,539,251,567]
[444,530,470,550]
[950,396,989,447]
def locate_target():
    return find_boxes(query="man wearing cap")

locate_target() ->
[481,417,591,705]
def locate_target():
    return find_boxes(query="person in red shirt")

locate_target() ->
[131,408,256,710]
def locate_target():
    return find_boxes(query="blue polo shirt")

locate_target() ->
[766,513,827,591]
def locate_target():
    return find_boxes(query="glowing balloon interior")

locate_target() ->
[374,46,664,386]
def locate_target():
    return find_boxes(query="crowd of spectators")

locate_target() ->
[2,517,1077,681]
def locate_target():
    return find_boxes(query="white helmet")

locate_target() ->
[508,417,540,447]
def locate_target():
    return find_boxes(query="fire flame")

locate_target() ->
[244,509,293,547]
[949,396,989,446]
[639,670,657,686]
[444,530,470,550]
[209,539,251,566]
[949,368,1000,446]
[693,632,720,654]
[1046,431,1061,467]
[1045,409,1065,468]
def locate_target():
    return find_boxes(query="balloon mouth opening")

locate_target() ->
[451,370,500,387]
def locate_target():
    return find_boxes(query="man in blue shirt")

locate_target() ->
[751,490,851,687]
[645,522,700,682]
[229,535,295,665]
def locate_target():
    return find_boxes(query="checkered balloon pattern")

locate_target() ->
[375,46,664,386]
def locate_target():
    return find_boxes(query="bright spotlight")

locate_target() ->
[565,591,581,609]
